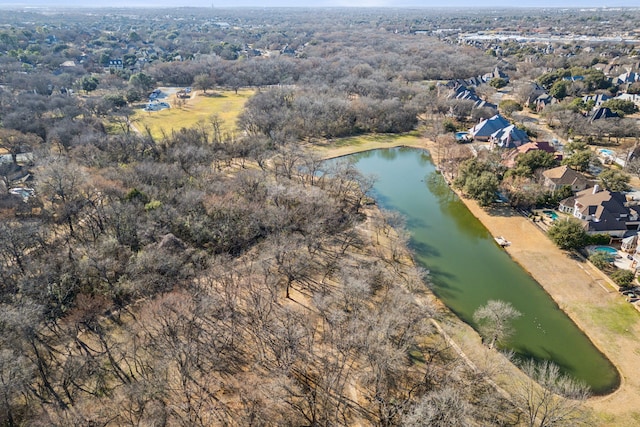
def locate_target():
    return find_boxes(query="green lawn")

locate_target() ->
[133,88,255,140]
[586,301,639,335]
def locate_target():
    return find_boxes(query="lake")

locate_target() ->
[345,147,619,394]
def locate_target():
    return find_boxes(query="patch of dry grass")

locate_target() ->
[313,132,430,159]
[133,88,255,139]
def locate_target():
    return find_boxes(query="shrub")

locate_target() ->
[547,218,588,250]
[589,252,613,270]
[587,234,611,245]
[611,269,635,288]
[490,78,507,89]
[443,120,457,133]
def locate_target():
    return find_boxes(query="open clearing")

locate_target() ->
[312,132,423,158]
[133,88,255,139]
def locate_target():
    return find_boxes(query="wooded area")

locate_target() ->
[2,5,633,425]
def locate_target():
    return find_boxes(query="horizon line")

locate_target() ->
[3,5,640,9]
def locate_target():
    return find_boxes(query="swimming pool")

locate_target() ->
[599,149,616,157]
[455,132,471,142]
[589,246,619,261]
[542,209,559,220]
[592,246,618,254]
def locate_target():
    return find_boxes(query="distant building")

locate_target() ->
[108,59,123,70]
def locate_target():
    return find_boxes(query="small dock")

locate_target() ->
[494,236,511,247]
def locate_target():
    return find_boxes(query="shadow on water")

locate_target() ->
[425,172,491,242]
[409,239,441,259]
[427,279,463,301]
[425,172,454,200]
[405,215,431,231]
[344,146,620,395]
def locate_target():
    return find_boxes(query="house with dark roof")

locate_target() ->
[582,93,611,108]
[468,114,511,141]
[614,71,640,86]
[533,93,555,112]
[542,165,590,193]
[489,125,529,149]
[563,75,584,82]
[559,185,640,237]
[447,85,497,113]
[589,107,619,122]
[451,85,480,102]
[474,99,497,110]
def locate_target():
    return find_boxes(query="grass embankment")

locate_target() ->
[133,88,255,139]
[313,131,427,158]
[316,133,640,426]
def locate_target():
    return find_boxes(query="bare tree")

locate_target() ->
[0,128,40,165]
[402,387,471,427]
[473,300,521,350]
[511,359,592,427]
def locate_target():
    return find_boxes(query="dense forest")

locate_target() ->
[2,5,636,425]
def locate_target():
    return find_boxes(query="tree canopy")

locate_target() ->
[454,157,503,207]
[547,218,589,250]
[597,168,631,192]
[513,150,557,176]
[473,300,522,350]
[601,99,638,117]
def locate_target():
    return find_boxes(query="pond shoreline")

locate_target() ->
[315,136,640,425]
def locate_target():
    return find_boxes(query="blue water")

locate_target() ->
[593,246,618,254]
[455,131,470,141]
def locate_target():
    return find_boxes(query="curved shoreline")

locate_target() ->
[315,136,640,425]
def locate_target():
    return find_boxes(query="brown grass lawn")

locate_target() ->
[311,132,425,158]
[133,88,255,139]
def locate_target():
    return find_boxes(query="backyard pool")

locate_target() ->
[591,246,618,255]
[542,209,559,220]
[599,148,616,157]
[589,245,619,261]
[455,131,471,142]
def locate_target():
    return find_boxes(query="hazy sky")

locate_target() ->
[2,0,639,7]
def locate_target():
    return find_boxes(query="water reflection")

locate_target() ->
[345,147,619,394]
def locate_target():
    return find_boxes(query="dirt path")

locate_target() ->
[315,136,640,425]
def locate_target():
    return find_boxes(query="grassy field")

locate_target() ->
[586,301,639,335]
[330,131,423,147]
[313,131,429,159]
[133,88,255,140]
